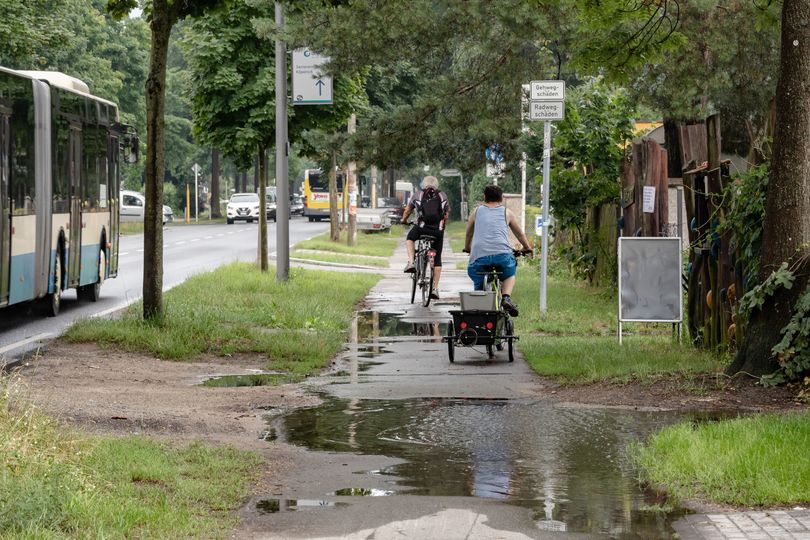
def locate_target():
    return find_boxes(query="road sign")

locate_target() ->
[292,48,333,105]
[530,80,565,101]
[529,101,564,121]
[440,169,460,176]
[485,144,504,163]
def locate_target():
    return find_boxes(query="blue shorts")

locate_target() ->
[467,253,517,290]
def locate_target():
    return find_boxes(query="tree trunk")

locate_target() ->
[729,0,810,376]
[142,3,172,321]
[329,150,339,241]
[347,114,357,247]
[211,148,221,218]
[258,146,268,272]
[254,153,259,192]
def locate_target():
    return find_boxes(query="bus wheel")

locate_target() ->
[46,250,63,317]
[79,248,104,302]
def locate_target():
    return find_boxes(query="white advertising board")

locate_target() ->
[618,237,683,323]
[292,48,333,105]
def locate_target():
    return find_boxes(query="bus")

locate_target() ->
[0,67,137,316]
[302,168,346,222]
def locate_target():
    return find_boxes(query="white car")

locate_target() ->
[226,193,261,224]
[120,189,173,225]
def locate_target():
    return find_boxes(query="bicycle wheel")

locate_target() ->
[410,266,417,303]
[447,320,455,363]
[423,257,434,307]
[506,319,515,362]
[420,255,430,306]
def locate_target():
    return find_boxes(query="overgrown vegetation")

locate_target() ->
[522,78,635,282]
[0,376,261,538]
[291,250,389,268]
[67,263,379,378]
[635,411,810,506]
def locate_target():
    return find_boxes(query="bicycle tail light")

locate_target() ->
[459,321,468,330]
[486,322,494,330]
[428,249,436,257]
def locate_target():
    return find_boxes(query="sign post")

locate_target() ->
[528,80,565,315]
[191,163,201,222]
[275,2,289,281]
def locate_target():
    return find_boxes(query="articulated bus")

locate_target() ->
[302,168,347,222]
[0,67,136,316]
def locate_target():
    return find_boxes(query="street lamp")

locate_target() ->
[439,168,466,220]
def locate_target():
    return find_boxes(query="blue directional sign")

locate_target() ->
[485,144,504,163]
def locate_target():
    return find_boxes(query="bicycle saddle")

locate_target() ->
[475,265,500,275]
[419,235,437,241]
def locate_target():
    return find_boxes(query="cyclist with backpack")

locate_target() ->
[402,176,450,299]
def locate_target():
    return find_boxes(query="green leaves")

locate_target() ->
[739,262,795,317]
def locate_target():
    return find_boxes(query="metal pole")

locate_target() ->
[275,2,289,281]
[194,165,199,222]
[540,121,551,314]
[460,172,466,220]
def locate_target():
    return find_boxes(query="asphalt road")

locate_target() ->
[0,217,329,361]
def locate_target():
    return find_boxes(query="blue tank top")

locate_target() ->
[469,205,512,262]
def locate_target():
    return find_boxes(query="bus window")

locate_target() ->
[10,94,35,215]
[307,170,326,191]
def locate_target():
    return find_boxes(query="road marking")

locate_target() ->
[204,236,214,240]
[137,249,144,252]
[176,241,187,245]
[0,332,53,355]
[120,251,129,256]
[190,238,200,243]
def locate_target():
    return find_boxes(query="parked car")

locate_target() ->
[120,189,173,225]
[378,197,405,224]
[226,192,261,224]
[267,188,277,221]
[290,194,304,215]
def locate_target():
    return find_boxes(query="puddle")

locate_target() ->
[270,396,703,537]
[333,487,394,497]
[256,498,349,514]
[354,311,447,340]
[201,373,299,387]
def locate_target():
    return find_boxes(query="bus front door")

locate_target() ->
[67,124,82,288]
[0,111,9,305]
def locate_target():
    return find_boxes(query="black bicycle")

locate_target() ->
[411,234,437,307]
[444,250,531,362]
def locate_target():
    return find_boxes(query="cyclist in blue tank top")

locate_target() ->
[463,185,533,316]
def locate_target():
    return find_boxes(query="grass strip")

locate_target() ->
[291,250,389,268]
[511,266,724,383]
[0,377,261,538]
[634,411,810,506]
[444,220,467,253]
[295,227,403,257]
[519,334,724,384]
[67,263,380,378]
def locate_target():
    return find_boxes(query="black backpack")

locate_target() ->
[420,188,443,226]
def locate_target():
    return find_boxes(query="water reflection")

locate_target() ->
[354,311,447,341]
[272,397,690,537]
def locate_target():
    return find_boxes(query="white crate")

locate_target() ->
[459,291,497,311]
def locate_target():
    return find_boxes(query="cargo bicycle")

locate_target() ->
[443,250,531,363]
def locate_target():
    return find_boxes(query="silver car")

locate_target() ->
[120,189,173,225]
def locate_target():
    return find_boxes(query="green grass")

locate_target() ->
[518,335,724,384]
[119,222,144,236]
[634,411,810,506]
[291,250,389,268]
[444,220,467,253]
[295,227,403,257]
[511,266,725,383]
[67,263,380,378]
[0,377,261,538]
